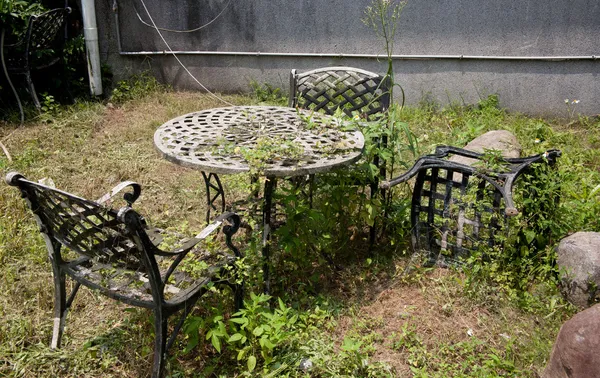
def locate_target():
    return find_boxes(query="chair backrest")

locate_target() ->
[24,8,71,67]
[6,173,146,271]
[289,66,390,121]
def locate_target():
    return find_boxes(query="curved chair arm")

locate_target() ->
[162,212,241,256]
[156,212,242,287]
[380,148,562,216]
[118,209,241,256]
[118,208,243,287]
[5,171,25,186]
[433,145,562,165]
[96,181,142,207]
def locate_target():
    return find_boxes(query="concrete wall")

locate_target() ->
[96,0,600,116]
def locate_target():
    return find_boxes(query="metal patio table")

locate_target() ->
[154,106,365,292]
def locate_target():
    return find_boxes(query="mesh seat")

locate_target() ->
[6,172,243,378]
[381,146,561,265]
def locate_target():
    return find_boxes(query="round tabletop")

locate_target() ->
[154,106,365,177]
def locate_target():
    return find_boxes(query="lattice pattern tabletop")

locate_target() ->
[154,106,365,177]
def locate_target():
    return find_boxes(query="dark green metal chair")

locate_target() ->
[6,172,243,378]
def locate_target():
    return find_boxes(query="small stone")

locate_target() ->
[299,358,313,372]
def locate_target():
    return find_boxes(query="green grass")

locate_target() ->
[0,89,598,377]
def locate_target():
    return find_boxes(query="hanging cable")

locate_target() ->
[137,0,234,106]
[134,0,232,33]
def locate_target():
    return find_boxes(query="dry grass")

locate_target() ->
[0,91,253,377]
[0,91,586,377]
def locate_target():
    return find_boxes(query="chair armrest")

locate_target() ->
[159,212,242,286]
[96,181,141,207]
[380,148,562,217]
[153,212,242,256]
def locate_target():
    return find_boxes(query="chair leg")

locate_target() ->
[233,281,244,311]
[50,270,81,349]
[24,71,42,111]
[47,238,81,349]
[152,309,169,378]
[50,269,67,349]
[368,180,379,248]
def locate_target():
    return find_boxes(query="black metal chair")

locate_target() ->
[289,66,391,120]
[6,172,243,378]
[380,146,561,265]
[1,7,71,121]
[289,67,391,241]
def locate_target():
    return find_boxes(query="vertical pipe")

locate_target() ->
[80,0,103,96]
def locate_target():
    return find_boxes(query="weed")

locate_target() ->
[249,80,287,106]
[0,87,596,377]
[109,72,167,104]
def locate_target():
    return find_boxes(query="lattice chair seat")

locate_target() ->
[381,146,561,266]
[6,172,243,378]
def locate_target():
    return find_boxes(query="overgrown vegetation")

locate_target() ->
[1,73,599,376]
[1,0,600,376]
[0,0,91,122]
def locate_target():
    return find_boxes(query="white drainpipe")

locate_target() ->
[81,0,103,96]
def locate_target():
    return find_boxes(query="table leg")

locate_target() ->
[201,172,225,224]
[262,176,276,294]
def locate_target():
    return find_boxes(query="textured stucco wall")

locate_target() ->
[96,0,600,116]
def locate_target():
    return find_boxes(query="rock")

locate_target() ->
[541,303,600,378]
[298,358,313,372]
[449,130,521,166]
[557,232,600,309]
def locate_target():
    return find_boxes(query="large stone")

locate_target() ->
[449,130,521,166]
[557,232,600,309]
[541,304,600,378]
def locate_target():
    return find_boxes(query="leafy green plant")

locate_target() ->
[227,293,295,372]
[40,93,58,114]
[249,80,287,106]
[389,323,423,353]
[109,72,167,104]
[0,0,45,36]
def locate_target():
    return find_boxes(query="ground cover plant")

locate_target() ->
[1,73,599,376]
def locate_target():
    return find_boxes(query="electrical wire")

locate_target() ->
[137,0,234,106]
[134,0,232,33]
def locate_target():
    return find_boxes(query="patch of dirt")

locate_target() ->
[332,269,506,375]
